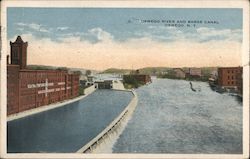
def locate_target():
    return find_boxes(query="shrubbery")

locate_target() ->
[123,75,143,89]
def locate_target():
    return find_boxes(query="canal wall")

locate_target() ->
[112,80,125,90]
[76,89,138,153]
[7,85,96,122]
[84,85,96,95]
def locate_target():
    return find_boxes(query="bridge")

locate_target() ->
[7,89,135,153]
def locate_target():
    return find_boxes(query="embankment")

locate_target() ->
[76,90,138,153]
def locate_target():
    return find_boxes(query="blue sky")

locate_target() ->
[7,8,243,70]
[8,8,242,42]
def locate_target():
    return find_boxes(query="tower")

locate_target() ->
[10,36,28,69]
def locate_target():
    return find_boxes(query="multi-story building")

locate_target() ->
[217,67,243,92]
[7,36,80,115]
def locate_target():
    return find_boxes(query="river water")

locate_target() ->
[113,78,242,154]
[8,90,133,153]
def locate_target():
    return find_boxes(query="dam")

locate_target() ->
[7,89,134,153]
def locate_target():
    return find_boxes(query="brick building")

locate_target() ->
[217,67,243,93]
[7,36,79,115]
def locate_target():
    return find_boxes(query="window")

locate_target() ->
[232,81,234,85]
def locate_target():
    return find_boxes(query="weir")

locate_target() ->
[77,90,138,153]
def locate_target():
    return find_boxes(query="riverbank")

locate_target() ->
[7,85,96,122]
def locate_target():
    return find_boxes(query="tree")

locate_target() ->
[86,70,91,76]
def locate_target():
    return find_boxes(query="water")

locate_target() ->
[113,78,242,154]
[8,90,133,153]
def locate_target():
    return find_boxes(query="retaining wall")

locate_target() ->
[76,90,138,153]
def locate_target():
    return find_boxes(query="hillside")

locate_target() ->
[27,65,99,75]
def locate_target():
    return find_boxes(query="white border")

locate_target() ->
[0,0,249,159]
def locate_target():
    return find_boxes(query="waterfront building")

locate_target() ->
[94,80,113,89]
[7,36,79,115]
[217,67,242,93]
[173,68,186,79]
[186,68,202,78]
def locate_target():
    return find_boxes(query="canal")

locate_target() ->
[113,78,242,154]
[7,90,133,153]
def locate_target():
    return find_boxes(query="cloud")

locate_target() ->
[8,29,242,70]
[56,27,69,31]
[15,22,50,33]
[146,25,242,43]
[196,27,242,42]
[87,27,114,42]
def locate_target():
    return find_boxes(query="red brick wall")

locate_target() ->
[7,69,79,115]
[218,67,242,88]
[7,65,20,115]
[72,74,80,97]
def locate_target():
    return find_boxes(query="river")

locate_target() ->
[113,78,242,154]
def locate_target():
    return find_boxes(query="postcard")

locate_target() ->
[0,0,249,159]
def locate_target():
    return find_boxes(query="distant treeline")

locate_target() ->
[102,67,217,76]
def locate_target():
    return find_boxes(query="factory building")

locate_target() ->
[7,36,79,115]
[217,67,243,93]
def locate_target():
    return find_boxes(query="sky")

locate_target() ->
[7,8,242,70]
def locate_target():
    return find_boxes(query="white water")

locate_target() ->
[87,92,138,153]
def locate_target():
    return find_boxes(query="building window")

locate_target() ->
[227,70,230,73]
[228,81,230,85]
[228,76,230,79]
[232,81,234,85]
[232,76,234,79]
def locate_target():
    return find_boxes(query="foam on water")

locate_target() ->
[112,78,242,153]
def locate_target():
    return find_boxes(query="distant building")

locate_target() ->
[236,71,243,95]
[173,68,186,79]
[186,68,202,78]
[95,80,113,89]
[7,36,79,115]
[217,67,242,92]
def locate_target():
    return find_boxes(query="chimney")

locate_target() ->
[7,55,9,65]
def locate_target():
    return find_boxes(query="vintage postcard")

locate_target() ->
[0,0,249,159]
